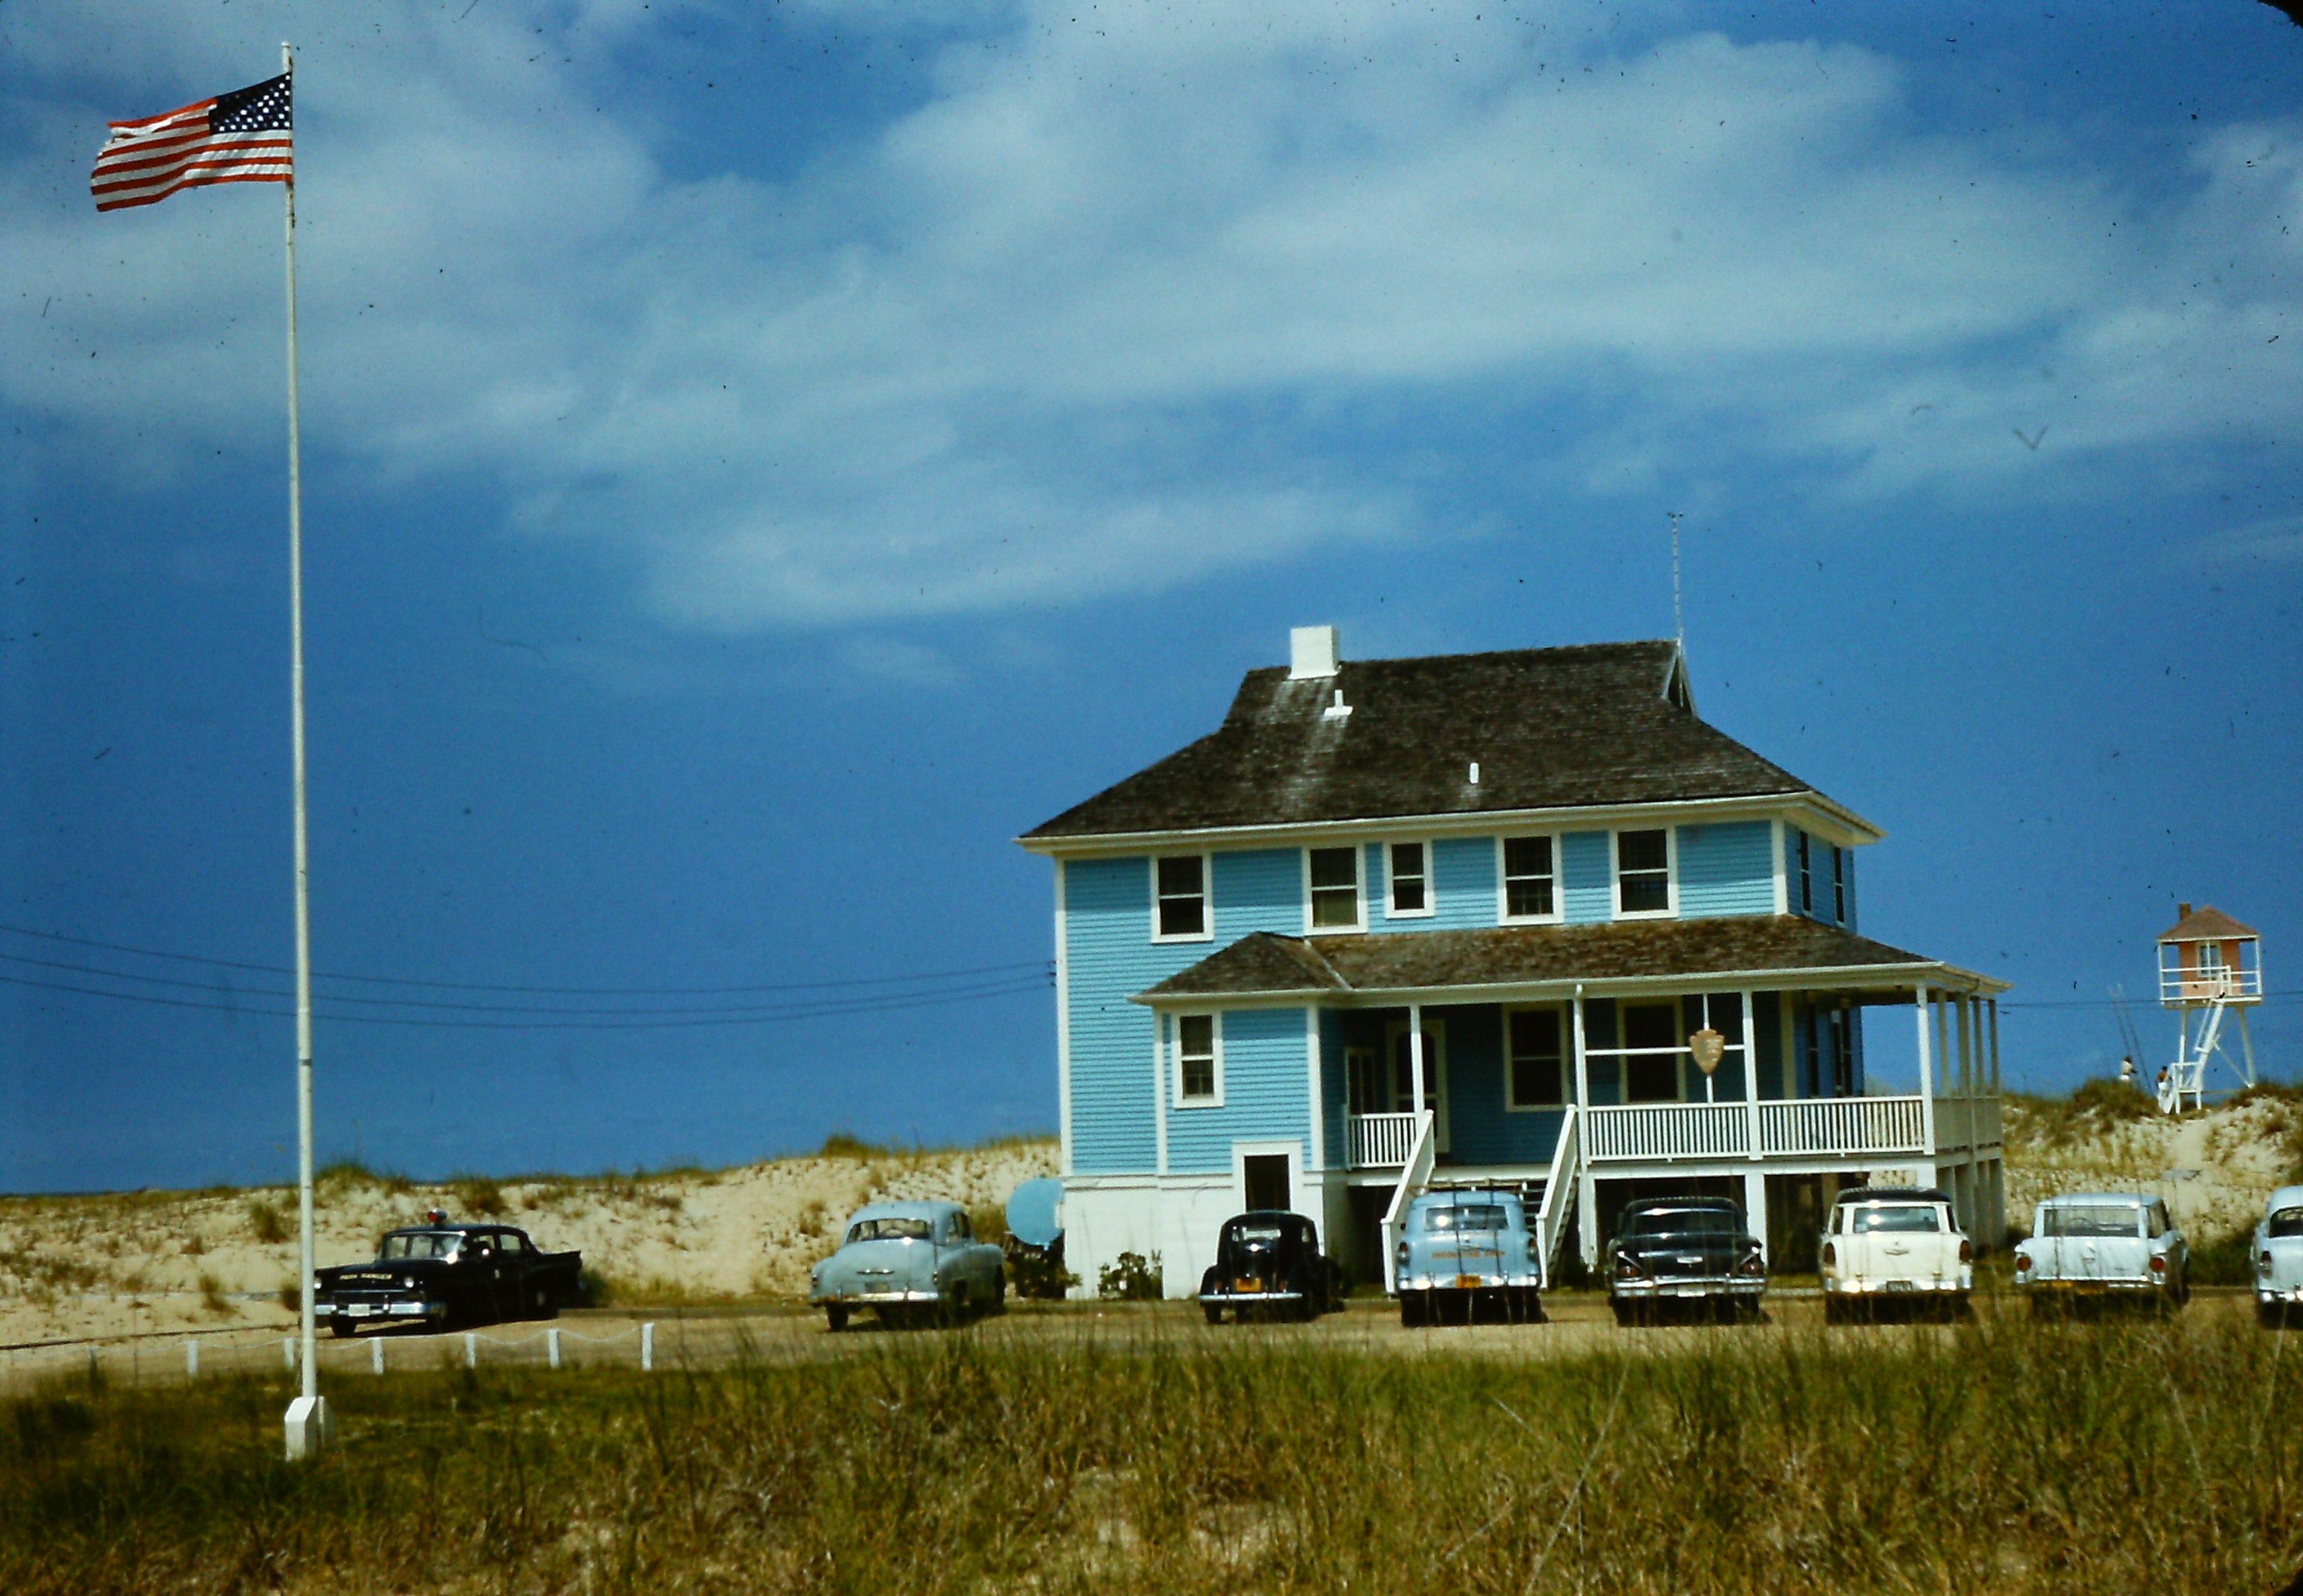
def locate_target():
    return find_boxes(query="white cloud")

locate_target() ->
[4,1,2297,627]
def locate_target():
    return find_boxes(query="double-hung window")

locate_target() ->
[1154,854,1210,941]
[1616,829,1672,916]
[1831,846,1847,924]
[1175,1014,1221,1105]
[1387,842,1431,917]
[1307,846,1362,931]
[1621,1003,1683,1102]
[1506,1008,1566,1109]
[1796,831,1813,914]
[1500,835,1557,921]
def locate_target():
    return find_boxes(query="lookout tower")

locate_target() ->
[2155,903,2261,1112]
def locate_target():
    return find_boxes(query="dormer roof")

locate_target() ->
[1023,638,1867,843]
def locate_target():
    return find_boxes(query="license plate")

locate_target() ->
[1674,1286,1708,1297]
[2077,1282,2107,1294]
[1886,1281,1915,1293]
[1236,1278,1261,1294]
[347,1304,376,1316]
[1456,1275,1483,1290]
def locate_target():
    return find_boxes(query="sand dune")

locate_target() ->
[0,1138,1056,1348]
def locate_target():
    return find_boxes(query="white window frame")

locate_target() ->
[1150,851,1215,944]
[1503,1004,1569,1111]
[1831,845,1847,924]
[1795,830,1813,916]
[1384,839,1435,920]
[1302,844,1367,935]
[1172,1011,1224,1108]
[1496,833,1564,925]
[1610,826,1677,920]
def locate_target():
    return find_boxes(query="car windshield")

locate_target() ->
[1848,1205,1942,1234]
[1233,1222,1286,1242]
[1626,1208,1739,1238]
[2040,1204,2143,1238]
[2268,1207,2303,1239]
[381,1232,458,1260]
[1424,1205,1508,1233]
[846,1217,932,1243]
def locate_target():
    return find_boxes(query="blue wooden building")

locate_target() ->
[1018,628,2006,1295]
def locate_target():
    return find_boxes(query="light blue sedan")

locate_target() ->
[808,1200,1006,1331]
[2254,1185,2303,1327]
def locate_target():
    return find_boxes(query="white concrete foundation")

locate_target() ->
[283,1395,333,1461]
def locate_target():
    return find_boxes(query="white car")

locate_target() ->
[2013,1192,2189,1313]
[2253,1184,2303,1327]
[1819,1187,1972,1322]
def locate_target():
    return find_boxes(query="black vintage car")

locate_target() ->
[1198,1210,1345,1323]
[313,1221,583,1335]
[1607,1196,1768,1326]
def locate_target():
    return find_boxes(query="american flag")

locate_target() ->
[92,72,293,212]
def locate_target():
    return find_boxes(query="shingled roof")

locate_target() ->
[1135,917,1998,1002]
[1024,639,1838,841]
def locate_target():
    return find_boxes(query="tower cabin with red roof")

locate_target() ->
[1018,628,2008,1295]
[2155,903,2263,1112]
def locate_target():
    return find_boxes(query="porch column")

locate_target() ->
[1574,986,1598,1266]
[1914,983,1937,1174]
[1958,993,1975,1100]
[1741,989,1761,1160]
[1989,998,2002,1093]
[1743,1169,1769,1268]
[1408,1001,1427,1119]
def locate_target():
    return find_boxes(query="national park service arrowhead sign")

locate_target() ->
[1689,1027,1727,1076]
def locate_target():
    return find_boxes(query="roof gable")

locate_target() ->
[1027,640,1831,840]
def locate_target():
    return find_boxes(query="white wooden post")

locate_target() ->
[1408,1002,1427,1117]
[1743,1169,1769,1268]
[463,1333,477,1369]
[1741,989,1761,1160]
[1989,998,2001,1093]
[641,1322,655,1372]
[371,1337,384,1375]
[186,1340,199,1379]
[1573,986,1598,1268]
[1914,984,1937,1176]
[547,1328,562,1370]
[283,1337,296,1373]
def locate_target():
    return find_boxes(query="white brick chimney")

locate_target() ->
[1289,625,1339,679]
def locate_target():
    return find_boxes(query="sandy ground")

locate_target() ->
[8,1288,2281,1394]
[0,1139,1056,1350]
[7,1089,2296,1358]
[2002,1092,2299,1237]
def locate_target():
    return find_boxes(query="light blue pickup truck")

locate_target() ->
[1393,1187,1544,1327]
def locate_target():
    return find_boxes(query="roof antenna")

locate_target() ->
[1668,511,1684,651]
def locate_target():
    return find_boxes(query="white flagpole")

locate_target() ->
[278,39,330,1462]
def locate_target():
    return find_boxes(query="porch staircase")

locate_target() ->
[1378,1105,1582,1292]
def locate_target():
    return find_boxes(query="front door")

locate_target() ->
[1387,1021,1449,1155]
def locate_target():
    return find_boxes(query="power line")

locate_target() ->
[0,968,1052,1031]
[0,920,1046,997]
[0,948,1050,1018]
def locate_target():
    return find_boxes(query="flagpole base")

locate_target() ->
[284,1394,333,1461]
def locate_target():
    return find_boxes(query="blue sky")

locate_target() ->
[3,1,2298,1193]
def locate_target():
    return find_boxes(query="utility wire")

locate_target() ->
[0,948,1050,1018]
[0,968,1051,1031]
[0,920,1045,996]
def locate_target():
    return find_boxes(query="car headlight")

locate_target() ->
[1614,1251,1644,1280]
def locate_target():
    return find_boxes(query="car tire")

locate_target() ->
[328,1315,354,1339]
[1610,1301,1638,1328]
[1203,1302,1224,1326]
[994,1268,1008,1309]
[1399,1290,1428,1329]
[943,1282,972,1327]
[825,1303,848,1333]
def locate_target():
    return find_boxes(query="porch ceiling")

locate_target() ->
[1133,915,2004,1004]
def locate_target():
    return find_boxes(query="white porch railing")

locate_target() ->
[1581,1093,1998,1165]
[1759,1097,1927,1158]
[1348,1111,1423,1170]
[1585,1101,1748,1160]
[1378,1111,1436,1293]
[1532,1105,1579,1289]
